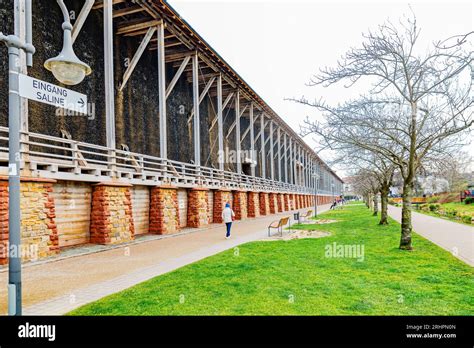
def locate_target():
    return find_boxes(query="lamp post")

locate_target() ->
[0,0,35,316]
[312,172,320,218]
[44,0,91,85]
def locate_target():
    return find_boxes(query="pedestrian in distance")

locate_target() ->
[222,202,235,239]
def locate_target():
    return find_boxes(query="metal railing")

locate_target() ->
[0,126,336,195]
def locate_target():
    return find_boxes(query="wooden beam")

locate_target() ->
[72,0,95,44]
[92,0,125,9]
[116,20,161,35]
[165,55,191,99]
[113,5,144,18]
[119,27,156,91]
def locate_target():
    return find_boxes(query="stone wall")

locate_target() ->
[0,178,59,265]
[213,190,233,223]
[232,191,247,220]
[187,189,209,228]
[149,187,179,235]
[90,184,135,244]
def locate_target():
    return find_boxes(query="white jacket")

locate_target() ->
[222,207,235,223]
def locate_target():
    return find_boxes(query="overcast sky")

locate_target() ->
[168,0,473,177]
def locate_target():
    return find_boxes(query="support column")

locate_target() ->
[269,121,275,181]
[260,114,266,178]
[187,188,209,228]
[277,193,283,213]
[213,190,233,223]
[269,192,277,214]
[284,133,288,183]
[259,192,269,216]
[235,90,241,174]
[284,194,289,211]
[247,191,260,218]
[149,186,179,235]
[192,53,200,167]
[217,74,224,171]
[104,0,116,173]
[232,190,248,220]
[91,183,135,244]
[249,103,255,177]
[289,138,293,184]
[277,128,281,182]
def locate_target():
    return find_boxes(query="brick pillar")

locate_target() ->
[269,193,277,214]
[187,188,209,228]
[213,190,233,223]
[259,192,270,216]
[90,183,135,245]
[232,190,248,220]
[284,194,289,211]
[247,191,260,218]
[149,186,179,235]
[0,178,60,265]
[276,193,283,213]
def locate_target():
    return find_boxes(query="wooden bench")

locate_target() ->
[268,216,290,237]
[300,210,313,222]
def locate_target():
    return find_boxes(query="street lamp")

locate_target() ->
[312,172,320,218]
[44,0,91,85]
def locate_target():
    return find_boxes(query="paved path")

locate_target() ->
[0,204,330,315]
[387,205,474,266]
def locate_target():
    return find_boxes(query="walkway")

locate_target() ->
[0,204,330,315]
[387,205,474,266]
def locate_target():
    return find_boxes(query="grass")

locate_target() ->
[69,203,474,316]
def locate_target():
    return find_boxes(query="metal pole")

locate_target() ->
[235,90,241,174]
[249,103,255,177]
[0,1,34,317]
[192,53,200,167]
[157,22,167,160]
[217,74,224,171]
[8,42,22,316]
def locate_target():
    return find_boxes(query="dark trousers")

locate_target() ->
[225,222,232,237]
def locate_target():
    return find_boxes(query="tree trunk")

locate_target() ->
[400,180,414,250]
[372,193,378,216]
[379,186,389,225]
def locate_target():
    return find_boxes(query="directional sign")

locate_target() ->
[18,74,88,114]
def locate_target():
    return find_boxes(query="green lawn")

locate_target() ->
[69,203,474,316]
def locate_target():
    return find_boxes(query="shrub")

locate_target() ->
[427,196,440,203]
[429,203,440,212]
[461,215,473,224]
[444,209,458,217]
[464,197,474,205]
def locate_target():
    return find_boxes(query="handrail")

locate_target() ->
[0,126,340,195]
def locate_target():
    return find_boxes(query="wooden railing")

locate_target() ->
[0,126,337,195]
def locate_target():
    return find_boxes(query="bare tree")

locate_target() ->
[291,13,472,250]
[332,149,395,224]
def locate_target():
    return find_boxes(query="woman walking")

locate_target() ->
[221,202,235,239]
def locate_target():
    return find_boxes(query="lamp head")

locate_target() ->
[44,22,91,85]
